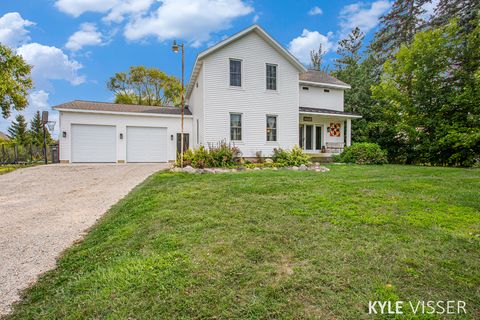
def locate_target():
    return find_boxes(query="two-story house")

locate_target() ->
[54,25,360,163]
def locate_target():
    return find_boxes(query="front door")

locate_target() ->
[300,124,322,152]
[300,125,314,151]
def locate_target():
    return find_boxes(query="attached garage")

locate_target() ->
[71,124,116,163]
[54,100,193,164]
[126,126,167,163]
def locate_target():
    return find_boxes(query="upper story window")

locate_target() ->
[229,59,242,87]
[230,113,242,141]
[266,64,277,90]
[266,115,277,141]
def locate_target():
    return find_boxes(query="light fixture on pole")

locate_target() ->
[172,39,185,168]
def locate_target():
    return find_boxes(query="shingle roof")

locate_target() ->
[299,70,350,88]
[299,107,361,117]
[53,100,192,115]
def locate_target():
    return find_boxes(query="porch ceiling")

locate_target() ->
[299,107,362,118]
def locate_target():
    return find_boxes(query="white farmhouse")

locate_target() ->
[55,25,360,163]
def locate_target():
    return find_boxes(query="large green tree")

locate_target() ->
[8,114,29,145]
[29,110,52,146]
[372,19,480,166]
[0,44,33,118]
[107,66,183,107]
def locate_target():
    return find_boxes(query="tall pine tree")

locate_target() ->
[370,0,431,60]
[335,27,364,70]
[431,0,479,32]
[333,28,377,142]
[7,114,29,145]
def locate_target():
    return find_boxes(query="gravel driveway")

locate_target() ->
[0,163,169,316]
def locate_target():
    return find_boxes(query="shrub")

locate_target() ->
[180,142,241,168]
[335,143,388,165]
[272,145,310,166]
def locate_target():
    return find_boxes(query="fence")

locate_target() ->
[0,143,59,164]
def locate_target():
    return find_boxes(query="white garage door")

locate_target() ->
[127,126,167,163]
[71,124,116,163]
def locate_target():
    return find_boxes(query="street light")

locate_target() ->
[172,39,185,168]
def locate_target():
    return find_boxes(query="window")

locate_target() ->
[324,89,330,93]
[266,64,277,90]
[266,115,277,141]
[302,86,309,90]
[230,113,242,141]
[229,59,242,87]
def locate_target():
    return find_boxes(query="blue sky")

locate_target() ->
[0,0,402,137]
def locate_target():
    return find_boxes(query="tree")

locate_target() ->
[0,44,33,118]
[8,114,29,145]
[29,111,52,146]
[309,44,325,71]
[371,19,480,166]
[332,28,377,142]
[335,27,364,70]
[370,0,431,61]
[431,0,479,32]
[107,66,183,107]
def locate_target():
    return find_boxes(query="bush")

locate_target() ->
[335,143,388,165]
[272,145,310,166]
[180,142,241,168]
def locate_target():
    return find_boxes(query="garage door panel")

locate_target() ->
[72,124,116,163]
[127,126,167,163]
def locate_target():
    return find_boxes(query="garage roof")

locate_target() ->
[54,100,192,116]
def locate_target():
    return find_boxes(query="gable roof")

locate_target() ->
[186,24,307,99]
[299,70,351,89]
[53,100,192,116]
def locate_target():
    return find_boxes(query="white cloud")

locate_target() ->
[288,29,334,65]
[0,12,35,47]
[253,14,260,23]
[66,23,104,51]
[339,0,391,35]
[54,0,155,21]
[123,0,254,46]
[29,90,50,111]
[54,0,119,17]
[17,43,85,88]
[308,6,323,16]
[103,0,156,23]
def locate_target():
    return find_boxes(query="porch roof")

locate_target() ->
[299,107,362,118]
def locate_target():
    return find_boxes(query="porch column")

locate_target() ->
[346,118,352,147]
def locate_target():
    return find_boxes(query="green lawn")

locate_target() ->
[0,164,30,175]
[8,165,480,319]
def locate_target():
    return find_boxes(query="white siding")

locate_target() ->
[189,65,204,147]
[59,111,192,162]
[299,86,344,111]
[202,31,299,157]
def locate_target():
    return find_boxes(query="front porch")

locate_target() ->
[298,107,362,159]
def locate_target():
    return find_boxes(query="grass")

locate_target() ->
[7,165,480,319]
[0,164,32,175]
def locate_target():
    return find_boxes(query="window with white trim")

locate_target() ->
[230,113,242,141]
[266,64,277,90]
[229,59,242,87]
[266,115,277,141]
